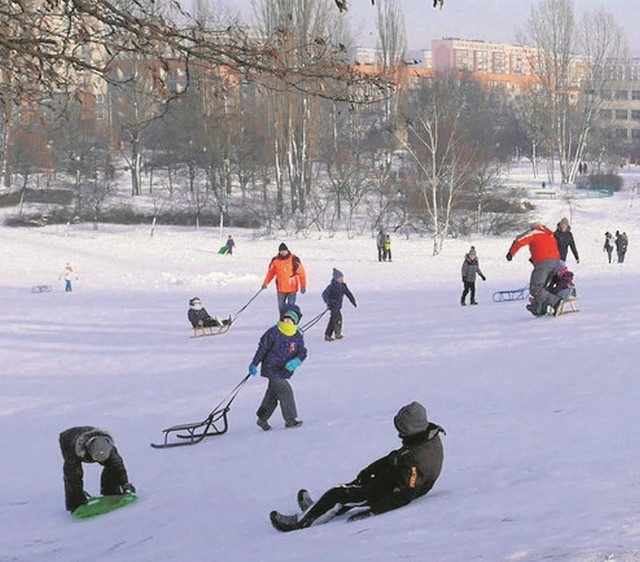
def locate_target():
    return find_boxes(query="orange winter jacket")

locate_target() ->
[263,253,307,294]
[508,224,560,265]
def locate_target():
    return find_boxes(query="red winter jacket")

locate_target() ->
[508,224,560,265]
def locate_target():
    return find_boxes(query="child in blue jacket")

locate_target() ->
[322,268,357,341]
[249,305,307,431]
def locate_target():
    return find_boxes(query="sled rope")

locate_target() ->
[300,308,329,333]
[231,287,265,323]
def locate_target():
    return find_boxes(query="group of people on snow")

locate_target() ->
[376,229,392,262]
[603,230,629,263]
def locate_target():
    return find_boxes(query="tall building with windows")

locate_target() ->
[598,60,640,145]
[432,38,540,76]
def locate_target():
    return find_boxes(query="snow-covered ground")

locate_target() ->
[1,168,640,562]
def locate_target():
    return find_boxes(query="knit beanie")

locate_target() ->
[559,217,570,227]
[278,242,289,252]
[394,401,429,437]
[468,246,476,257]
[281,304,302,325]
[332,268,344,281]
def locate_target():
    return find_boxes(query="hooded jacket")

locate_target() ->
[554,224,579,262]
[263,252,307,294]
[353,422,445,515]
[461,254,484,283]
[322,279,356,311]
[508,224,560,265]
[251,324,308,380]
[59,426,129,512]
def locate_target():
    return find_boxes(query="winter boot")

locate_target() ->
[285,419,303,429]
[297,489,314,512]
[335,334,344,340]
[324,335,334,341]
[470,300,478,305]
[270,511,300,532]
[256,418,272,431]
[460,297,466,306]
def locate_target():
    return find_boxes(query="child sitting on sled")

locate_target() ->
[188,297,230,328]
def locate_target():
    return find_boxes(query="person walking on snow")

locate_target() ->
[262,243,307,314]
[376,229,386,262]
[460,246,486,306]
[59,262,77,292]
[506,223,564,317]
[225,235,236,256]
[322,268,357,341]
[603,232,614,264]
[270,401,445,532]
[615,231,628,263]
[554,217,579,264]
[384,234,392,262]
[249,305,307,431]
[59,426,135,513]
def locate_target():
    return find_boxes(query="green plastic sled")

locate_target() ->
[218,246,229,255]
[72,494,138,520]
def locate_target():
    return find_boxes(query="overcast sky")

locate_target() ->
[223,0,640,57]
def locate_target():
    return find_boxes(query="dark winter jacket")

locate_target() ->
[59,426,129,512]
[461,255,485,283]
[352,422,445,515]
[322,280,356,311]
[188,306,217,328]
[554,226,579,263]
[615,233,628,253]
[251,324,307,380]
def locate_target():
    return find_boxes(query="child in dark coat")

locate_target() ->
[460,246,486,305]
[270,401,445,532]
[322,268,357,341]
[59,426,135,513]
[248,305,307,430]
[187,297,230,328]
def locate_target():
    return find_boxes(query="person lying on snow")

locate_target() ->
[270,401,444,531]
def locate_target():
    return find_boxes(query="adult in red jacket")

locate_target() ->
[262,243,307,313]
[506,223,564,316]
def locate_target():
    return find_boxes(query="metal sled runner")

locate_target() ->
[492,286,530,302]
[151,375,250,449]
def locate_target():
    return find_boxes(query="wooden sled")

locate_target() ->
[191,320,232,338]
[555,297,579,315]
[151,375,250,449]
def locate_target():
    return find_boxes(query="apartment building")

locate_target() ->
[599,60,640,144]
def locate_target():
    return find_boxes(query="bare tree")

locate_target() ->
[519,0,627,184]
[400,75,476,255]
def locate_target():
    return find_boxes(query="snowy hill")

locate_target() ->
[1,176,639,562]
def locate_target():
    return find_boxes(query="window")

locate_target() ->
[601,90,612,100]
[632,110,640,121]
[600,109,613,119]
[615,128,628,139]
[632,129,640,139]
[616,109,628,120]
[615,90,629,101]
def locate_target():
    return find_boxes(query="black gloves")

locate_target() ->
[122,483,136,494]
[506,252,513,261]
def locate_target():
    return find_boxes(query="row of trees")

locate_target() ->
[0,0,632,252]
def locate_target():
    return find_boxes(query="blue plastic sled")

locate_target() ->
[492,286,530,302]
